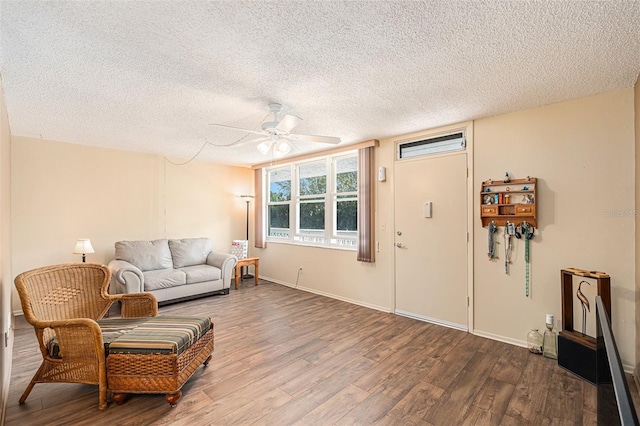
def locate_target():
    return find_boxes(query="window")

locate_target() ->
[297,160,327,242]
[265,152,358,248]
[398,131,465,159]
[267,167,292,238]
[334,155,357,241]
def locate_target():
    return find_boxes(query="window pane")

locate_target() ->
[336,157,357,192]
[299,161,326,196]
[265,151,359,248]
[299,200,325,231]
[337,196,357,233]
[270,168,291,202]
[268,205,290,237]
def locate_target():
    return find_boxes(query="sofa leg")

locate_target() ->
[223,288,230,295]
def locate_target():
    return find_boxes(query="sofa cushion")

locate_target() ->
[115,239,173,272]
[180,265,221,284]
[143,268,186,291]
[169,238,212,268]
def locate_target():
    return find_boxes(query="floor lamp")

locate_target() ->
[241,195,254,279]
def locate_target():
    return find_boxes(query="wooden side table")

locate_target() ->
[234,257,259,289]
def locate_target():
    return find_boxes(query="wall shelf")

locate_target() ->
[480,177,537,227]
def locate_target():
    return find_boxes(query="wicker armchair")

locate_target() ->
[15,263,157,410]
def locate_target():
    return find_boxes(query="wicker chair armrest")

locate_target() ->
[106,292,158,318]
[33,318,105,360]
[108,259,144,293]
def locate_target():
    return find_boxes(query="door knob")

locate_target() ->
[396,243,405,248]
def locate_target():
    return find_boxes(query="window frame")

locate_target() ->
[265,150,358,249]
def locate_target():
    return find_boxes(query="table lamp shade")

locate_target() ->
[73,239,95,255]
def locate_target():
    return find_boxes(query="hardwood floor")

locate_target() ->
[5,280,608,425]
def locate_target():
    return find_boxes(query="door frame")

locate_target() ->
[391,121,474,333]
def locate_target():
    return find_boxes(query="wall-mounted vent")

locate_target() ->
[398,131,466,159]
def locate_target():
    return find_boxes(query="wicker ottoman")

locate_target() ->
[104,315,214,407]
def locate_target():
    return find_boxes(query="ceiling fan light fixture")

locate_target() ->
[273,139,291,157]
[257,140,273,155]
[209,103,340,158]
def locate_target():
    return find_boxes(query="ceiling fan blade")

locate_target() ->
[287,133,341,144]
[231,135,268,148]
[209,123,266,136]
[275,114,302,133]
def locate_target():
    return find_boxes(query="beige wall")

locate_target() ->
[258,88,637,368]
[11,137,253,312]
[6,87,637,370]
[0,75,13,425]
[474,88,636,367]
[635,73,640,377]
[254,134,396,312]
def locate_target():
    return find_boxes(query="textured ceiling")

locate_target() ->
[1,1,639,166]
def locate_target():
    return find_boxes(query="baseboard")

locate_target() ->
[261,275,392,314]
[474,329,635,374]
[472,329,528,349]
[395,309,468,332]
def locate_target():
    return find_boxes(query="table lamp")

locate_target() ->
[73,239,94,263]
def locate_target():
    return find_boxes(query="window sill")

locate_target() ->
[265,239,357,252]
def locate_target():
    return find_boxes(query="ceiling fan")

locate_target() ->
[209,103,341,157]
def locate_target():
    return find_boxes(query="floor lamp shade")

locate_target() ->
[73,239,95,263]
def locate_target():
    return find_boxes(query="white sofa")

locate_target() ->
[108,237,237,305]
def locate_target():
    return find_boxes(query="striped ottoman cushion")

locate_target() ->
[107,315,211,356]
[47,317,148,358]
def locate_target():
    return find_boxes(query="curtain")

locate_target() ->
[357,146,375,262]
[254,168,266,248]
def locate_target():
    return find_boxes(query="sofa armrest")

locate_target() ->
[206,252,238,289]
[108,259,144,294]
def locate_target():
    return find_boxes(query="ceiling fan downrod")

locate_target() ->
[262,103,283,131]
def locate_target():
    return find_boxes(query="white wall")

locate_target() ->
[10,137,253,312]
[0,75,13,425]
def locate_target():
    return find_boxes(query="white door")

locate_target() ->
[394,152,468,330]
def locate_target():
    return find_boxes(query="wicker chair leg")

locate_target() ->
[203,355,212,366]
[18,379,37,404]
[166,391,182,407]
[19,363,45,404]
[99,386,108,410]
